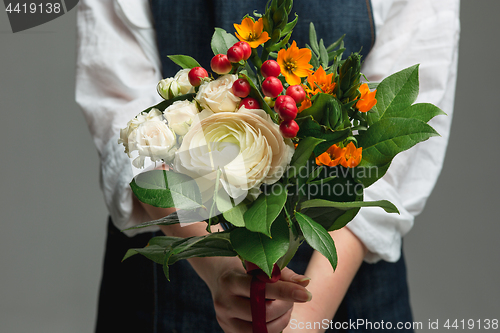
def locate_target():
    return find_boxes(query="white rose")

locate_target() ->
[174,107,294,200]
[163,100,199,136]
[174,69,194,95]
[119,109,164,154]
[157,78,181,100]
[195,74,240,113]
[121,109,176,168]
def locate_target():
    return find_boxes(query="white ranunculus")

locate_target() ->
[174,107,294,201]
[163,100,199,136]
[174,69,194,95]
[120,109,176,168]
[195,74,240,113]
[157,78,181,100]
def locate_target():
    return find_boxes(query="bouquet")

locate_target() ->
[119,1,444,331]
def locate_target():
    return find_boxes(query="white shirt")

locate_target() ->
[75,0,460,263]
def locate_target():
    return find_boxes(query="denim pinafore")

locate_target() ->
[95,1,414,332]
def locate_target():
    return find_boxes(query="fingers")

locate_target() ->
[266,280,312,303]
[280,267,311,287]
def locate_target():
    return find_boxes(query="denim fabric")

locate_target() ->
[96,220,414,333]
[150,0,376,78]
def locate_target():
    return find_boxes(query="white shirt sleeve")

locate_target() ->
[75,0,163,235]
[75,0,460,255]
[349,0,460,262]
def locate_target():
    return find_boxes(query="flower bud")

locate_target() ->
[157,78,182,100]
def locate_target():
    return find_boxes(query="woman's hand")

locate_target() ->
[201,257,312,333]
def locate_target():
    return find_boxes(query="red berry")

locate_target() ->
[277,101,298,121]
[286,85,306,104]
[261,76,283,98]
[232,78,251,98]
[261,60,281,78]
[234,41,251,60]
[211,54,232,74]
[188,67,209,87]
[239,97,260,110]
[280,119,299,138]
[227,45,244,63]
[274,95,296,113]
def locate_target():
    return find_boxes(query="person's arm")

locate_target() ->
[284,228,367,332]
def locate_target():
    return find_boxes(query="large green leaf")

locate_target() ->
[244,183,287,236]
[167,55,201,69]
[358,117,439,167]
[130,170,203,210]
[230,214,290,277]
[384,103,446,123]
[300,198,399,214]
[295,212,337,271]
[211,28,239,55]
[367,65,419,125]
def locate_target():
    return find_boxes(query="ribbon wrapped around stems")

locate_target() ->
[245,261,282,333]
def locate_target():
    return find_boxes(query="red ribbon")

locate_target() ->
[246,262,281,333]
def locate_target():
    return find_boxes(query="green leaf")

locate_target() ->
[356,117,439,187]
[326,34,345,52]
[300,198,399,214]
[288,137,325,178]
[211,28,239,55]
[280,13,298,37]
[167,55,201,69]
[167,232,236,264]
[295,212,337,271]
[296,116,350,156]
[384,103,446,123]
[358,117,439,167]
[244,183,287,236]
[368,65,419,125]
[123,210,205,230]
[230,214,290,277]
[308,22,319,55]
[123,245,165,264]
[319,39,329,69]
[130,170,203,210]
[222,203,247,227]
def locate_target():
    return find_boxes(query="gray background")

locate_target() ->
[0,1,498,332]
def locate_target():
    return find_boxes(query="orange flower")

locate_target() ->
[297,97,312,113]
[339,142,362,168]
[315,144,344,167]
[277,41,313,85]
[305,66,336,95]
[356,83,377,112]
[234,17,270,48]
